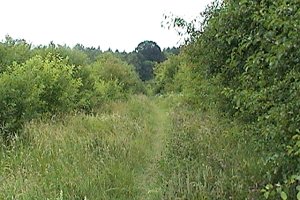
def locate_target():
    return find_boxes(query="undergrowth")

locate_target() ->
[0,96,158,199]
[158,96,267,199]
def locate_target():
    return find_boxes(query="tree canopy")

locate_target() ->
[126,40,166,81]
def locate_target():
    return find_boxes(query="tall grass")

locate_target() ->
[0,94,269,199]
[0,95,164,199]
[158,98,267,199]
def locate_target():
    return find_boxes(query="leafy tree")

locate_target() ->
[128,41,166,81]
[135,41,165,63]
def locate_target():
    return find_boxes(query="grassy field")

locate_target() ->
[0,95,264,199]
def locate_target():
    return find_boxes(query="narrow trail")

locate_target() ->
[136,99,171,200]
[0,96,175,199]
[0,95,265,199]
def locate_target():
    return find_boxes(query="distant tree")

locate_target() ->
[135,41,165,63]
[74,43,85,51]
[163,47,180,57]
[73,44,102,63]
[32,43,89,66]
[128,41,166,81]
[85,46,102,63]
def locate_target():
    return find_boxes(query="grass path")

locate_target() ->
[0,96,173,199]
[0,96,262,199]
[136,98,171,200]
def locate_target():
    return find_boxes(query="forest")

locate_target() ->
[0,0,299,199]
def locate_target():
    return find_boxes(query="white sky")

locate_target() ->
[0,0,213,52]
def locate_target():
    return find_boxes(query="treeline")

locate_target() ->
[0,36,178,139]
[155,0,300,199]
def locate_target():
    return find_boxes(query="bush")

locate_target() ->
[0,36,32,73]
[0,69,42,138]
[163,0,300,197]
[154,55,181,94]
[0,54,81,138]
[180,0,300,197]
[90,53,145,94]
[32,44,90,66]
[72,53,145,112]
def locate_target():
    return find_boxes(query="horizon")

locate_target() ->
[0,0,213,52]
[1,35,180,53]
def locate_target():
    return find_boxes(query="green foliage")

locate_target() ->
[72,65,97,112]
[73,43,102,63]
[0,67,42,138]
[28,54,81,114]
[161,3,300,195]
[94,80,124,104]
[4,2,300,197]
[160,0,300,198]
[0,54,81,138]
[154,49,223,111]
[0,37,149,137]
[32,43,90,66]
[261,175,300,200]
[0,96,162,199]
[162,47,180,57]
[91,52,144,94]
[0,35,32,73]
[154,54,182,94]
[135,41,165,63]
[139,60,156,81]
[127,41,166,81]
[158,103,265,199]
[73,53,145,112]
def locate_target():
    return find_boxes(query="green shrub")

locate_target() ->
[32,44,90,66]
[23,54,81,114]
[91,52,145,94]
[163,0,300,197]
[0,68,42,137]
[0,36,32,73]
[178,0,300,197]
[154,55,182,94]
[0,54,81,138]
[72,53,145,112]
[73,65,97,112]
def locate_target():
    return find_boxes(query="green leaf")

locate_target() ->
[280,191,287,200]
[266,184,273,190]
[297,191,300,200]
[264,191,270,199]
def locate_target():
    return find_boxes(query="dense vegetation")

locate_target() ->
[0,37,177,139]
[155,0,300,199]
[0,0,299,199]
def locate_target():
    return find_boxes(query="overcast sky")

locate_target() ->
[0,0,213,52]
